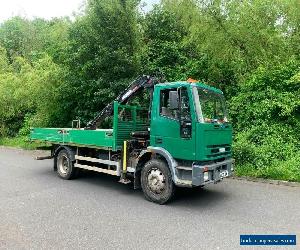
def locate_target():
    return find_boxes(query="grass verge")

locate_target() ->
[0,136,50,150]
[235,162,300,183]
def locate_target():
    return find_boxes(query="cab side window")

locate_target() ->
[180,88,191,121]
[159,88,179,120]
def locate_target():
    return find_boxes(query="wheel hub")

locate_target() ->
[147,168,166,194]
[58,155,69,175]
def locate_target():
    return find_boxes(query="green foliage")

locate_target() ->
[59,0,141,124]
[0,49,63,136]
[0,17,70,63]
[163,0,300,95]
[232,60,300,181]
[140,6,209,81]
[0,17,34,60]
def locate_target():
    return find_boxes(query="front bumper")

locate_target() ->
[192,159,234,186]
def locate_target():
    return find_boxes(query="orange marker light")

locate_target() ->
[187,78,198,83]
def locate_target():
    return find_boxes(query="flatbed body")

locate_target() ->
[31,102,149,151]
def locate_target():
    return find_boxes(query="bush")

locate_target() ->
[0,50,63,136]
[232,60,300,181]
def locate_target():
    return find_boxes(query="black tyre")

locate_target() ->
[56,149,78,180]
[141,159,175,204]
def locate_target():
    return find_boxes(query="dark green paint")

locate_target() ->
[150,82,232,161]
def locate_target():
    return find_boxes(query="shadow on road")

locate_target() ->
[171,186,229,209]
[78,171,229,208]
[37,167,230,209]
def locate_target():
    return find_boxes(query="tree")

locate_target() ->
[0,17,34,61]
[60,0,141,124]
[162,0,300,96]
[0,47,63,136]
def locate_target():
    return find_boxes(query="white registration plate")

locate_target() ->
[219,147,226,153]
[220,170,229,178]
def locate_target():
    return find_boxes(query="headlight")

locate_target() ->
[204,172,209,181]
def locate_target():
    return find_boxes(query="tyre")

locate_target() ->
[56,149,78,180]
[141,159,175,204]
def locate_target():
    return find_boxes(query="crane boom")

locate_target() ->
[85,75,160,130]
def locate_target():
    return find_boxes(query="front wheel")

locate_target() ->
[141,159,175,204]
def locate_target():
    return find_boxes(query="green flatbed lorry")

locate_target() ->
[31,76,234,204]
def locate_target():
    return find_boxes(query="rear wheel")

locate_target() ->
[56,149,78,180]
[141,159,175,204]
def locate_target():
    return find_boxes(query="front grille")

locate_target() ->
[206,144,231,158]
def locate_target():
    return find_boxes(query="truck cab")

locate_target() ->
[142,82,233,194]
[151,82,232,161]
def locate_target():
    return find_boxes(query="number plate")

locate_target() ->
[219,147,226,153]
[220,170,229,178]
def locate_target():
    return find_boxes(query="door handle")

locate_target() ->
[155,137,163,144]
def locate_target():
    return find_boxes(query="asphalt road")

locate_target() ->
[0,147,299,250]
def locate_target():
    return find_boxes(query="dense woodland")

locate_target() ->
[0,0,299,181]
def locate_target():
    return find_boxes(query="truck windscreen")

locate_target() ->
[193,87,228,123]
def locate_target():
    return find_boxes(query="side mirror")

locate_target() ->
[169,91,179,110]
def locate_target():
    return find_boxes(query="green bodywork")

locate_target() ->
[31,81,232,161]
[30,102,149,151]
[150,82,232,161]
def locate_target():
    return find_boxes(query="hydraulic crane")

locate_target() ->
[85,75,161,130]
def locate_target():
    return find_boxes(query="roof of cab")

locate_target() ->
[156,81,223,94]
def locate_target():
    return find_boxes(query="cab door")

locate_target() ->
[150,86,196,160]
